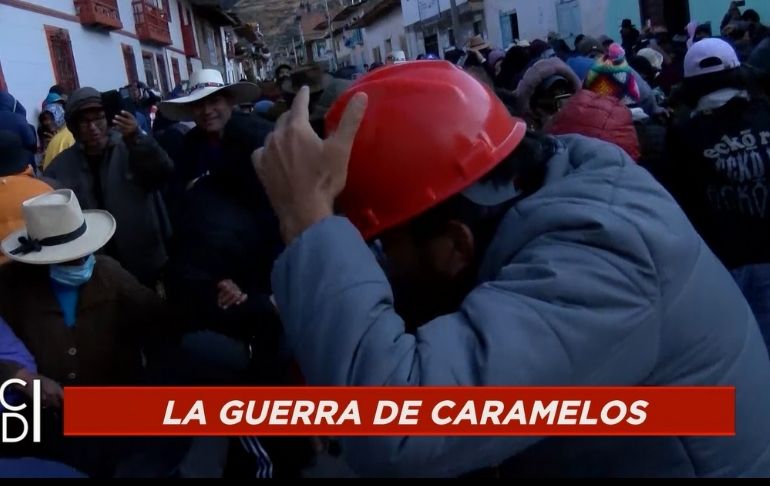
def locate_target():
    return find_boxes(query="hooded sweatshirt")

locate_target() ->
[667,89,770,269]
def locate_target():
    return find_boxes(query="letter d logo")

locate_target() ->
[0,379,41,443]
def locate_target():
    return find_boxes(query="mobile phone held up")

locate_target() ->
[101,90,136,127]
[735,1,746,8]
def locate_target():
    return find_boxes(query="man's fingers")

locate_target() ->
[251,146,265,172]
[331,92,368,148]
[222,295,239,307]
[219,290,240,308]
[276,111,290,132]
[113,116,131,128]
[289,86,311,125]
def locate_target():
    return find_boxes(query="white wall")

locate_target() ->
[0,0,196,125]
[167,0,183,50]
[483,0,560,48]
[0,4,131,124]
[32,0,76,14]
[165,50,188,86]
[405,29,424,60]
[362,8,407,63]
[401,0,468,27]
[483,0,637,49]
[582,0,609,39]
[117,0,137,35]
[190,57,203,74]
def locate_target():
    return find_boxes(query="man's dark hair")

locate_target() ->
[274,64,291,76]
[49,84,66,95]
[553,39,571,59]
[574,34,585,51]
[497,46,531,90]
[463,52,484,68]
[695,24,712,38]
[444,49,465,65]
[743,9,761,24]
[629,55,656,80]
[406,132,556,255]
[529,39,549,58]
[683,67,750,107]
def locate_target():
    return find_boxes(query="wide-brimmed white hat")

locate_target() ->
[1,190,116,265]
[159,69,261,121]
[637,48,664,71]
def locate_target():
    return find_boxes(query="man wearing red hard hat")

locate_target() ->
[253,62,770,477]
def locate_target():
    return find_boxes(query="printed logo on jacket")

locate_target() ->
[703,129,770,217]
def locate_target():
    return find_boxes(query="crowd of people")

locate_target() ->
[1,0,770,477]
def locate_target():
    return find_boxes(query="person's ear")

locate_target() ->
[428,220,475,278]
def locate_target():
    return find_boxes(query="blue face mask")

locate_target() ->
[50,254,96,287]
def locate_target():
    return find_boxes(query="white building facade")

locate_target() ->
[401,0,486,60]
[483,0,770,51]
[483,0,609,50]
[0,0,238,125]
[361,1,407,64]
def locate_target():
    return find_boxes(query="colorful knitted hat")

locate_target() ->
[584,43,641,106]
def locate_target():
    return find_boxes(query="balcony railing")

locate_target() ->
[181,22,197,57]
[74,0,122,30]
[132,0,171,46]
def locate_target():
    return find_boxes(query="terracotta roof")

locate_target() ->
[300,11,327,35]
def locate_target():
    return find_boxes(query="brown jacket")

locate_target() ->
[0,255,168,385]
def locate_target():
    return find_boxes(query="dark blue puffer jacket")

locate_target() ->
[0,92,37,165]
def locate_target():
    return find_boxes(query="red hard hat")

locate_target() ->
[325,61,527,240]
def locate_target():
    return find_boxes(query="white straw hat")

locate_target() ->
[159,69,261,121]
[637,48,665,71]
[1,189,116,265]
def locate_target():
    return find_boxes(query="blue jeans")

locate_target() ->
[731,264,770,354]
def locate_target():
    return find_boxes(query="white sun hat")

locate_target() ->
[159,69,261,121]
[1,189,116,265]
[637,48,665,71]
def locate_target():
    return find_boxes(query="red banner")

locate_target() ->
[62,387,734,437]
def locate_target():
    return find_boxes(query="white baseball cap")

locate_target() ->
[684,38,740,78]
